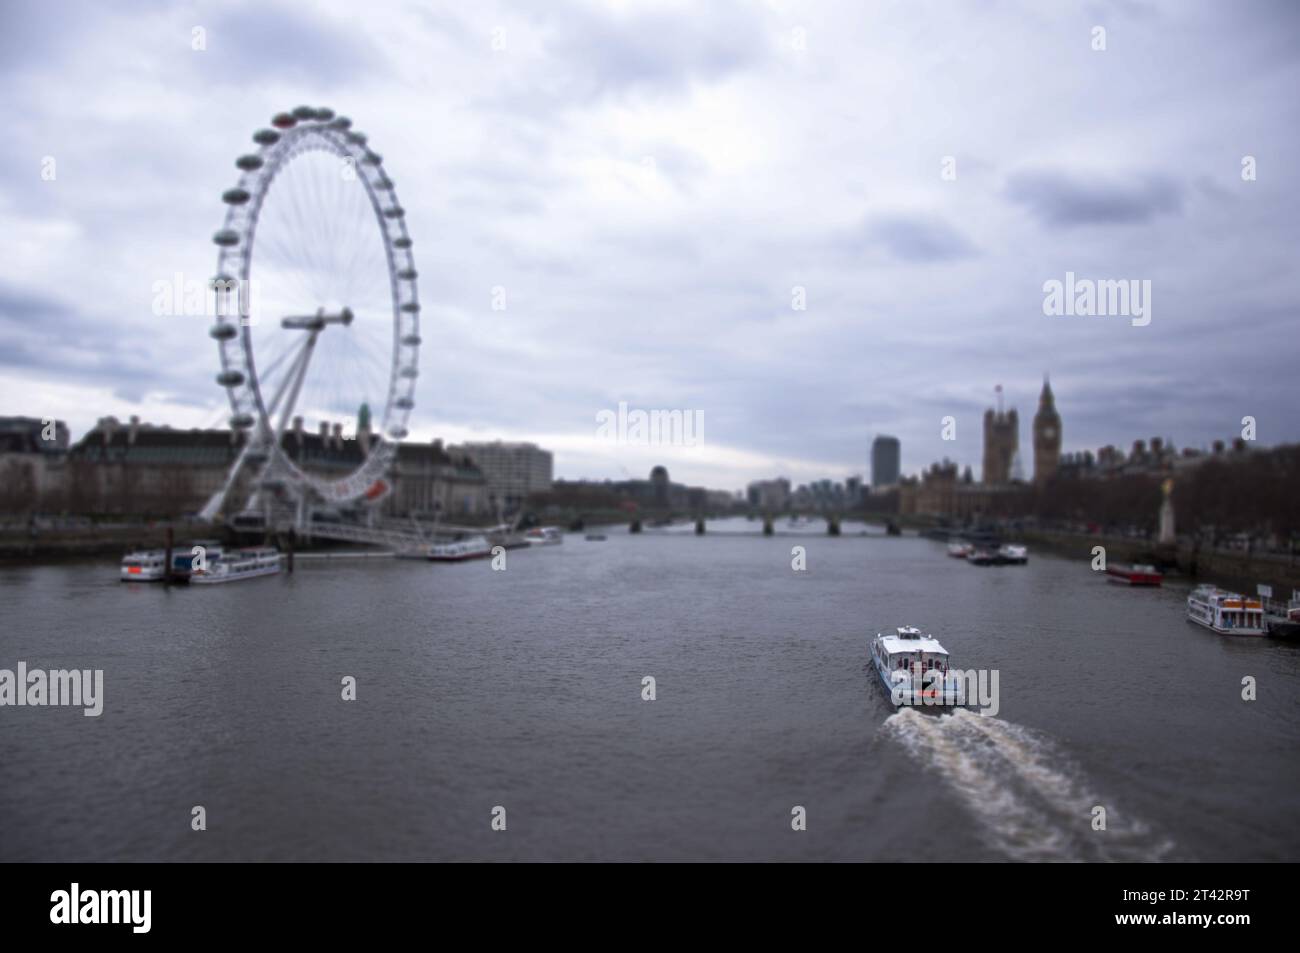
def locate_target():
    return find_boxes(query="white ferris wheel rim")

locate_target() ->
[207,106,421,505]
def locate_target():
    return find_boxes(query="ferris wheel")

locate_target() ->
[200,106,420,524]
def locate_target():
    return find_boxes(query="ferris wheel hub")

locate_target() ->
[280,307,355,332]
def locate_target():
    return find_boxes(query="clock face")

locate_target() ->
[1042,427,1056,441]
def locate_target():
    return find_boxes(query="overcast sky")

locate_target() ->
[1,0,1298,491]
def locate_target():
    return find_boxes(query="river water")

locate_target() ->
[2,518,1297,861]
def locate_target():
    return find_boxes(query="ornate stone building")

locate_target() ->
[982,390,1018,485]
[15,416,490,519]
[1032,378,1062,485]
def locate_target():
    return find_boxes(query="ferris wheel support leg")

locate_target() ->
[274,328,322,442]
[202,330,317,523]
[199,432,261,522]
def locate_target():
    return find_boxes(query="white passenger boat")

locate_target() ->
[428,534,492,562]
[947,540,972,558]
[119,550,168,582]
[1186,585,1266,636]
[870,626,964,707]
[996,543,1028,564]
[168,540,226,580]
[524,526,563,546]
[189,546,282,584]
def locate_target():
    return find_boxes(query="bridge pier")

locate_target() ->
[630,519,642,534]
[827,517,841,536]
[695,518,705,535]
[762,516,774,536]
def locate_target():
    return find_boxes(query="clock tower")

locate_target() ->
[1033,378,1061,486]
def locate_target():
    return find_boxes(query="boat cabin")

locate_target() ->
[874,626,950,676]
[1188,585,1264,632]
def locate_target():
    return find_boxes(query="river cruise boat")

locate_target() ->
[967,547,998,566]
[870,626,963,707]
[189,546,281,585]
[168,540,226,581]
[430,535,492,562]
[524,526,563,546]
[996,543,1028,565]
[947,540,972,558]
[1106,563,1163,586]
[1186,585,1266,636]
[119,550,168,581]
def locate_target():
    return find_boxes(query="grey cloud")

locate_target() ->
[863,215,978,263]
[2,1,1299,488]
[0,284,192,391]
[1004,169,1185,228]
[539,1,769,97]
[194,2,380,87]
[481,0,772,116]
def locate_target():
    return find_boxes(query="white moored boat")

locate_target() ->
[428,534,492,562]
[870,626,963,707]
[189,546,282,584]
[1186,585,1266,636]
[997,543,1028,564]
[119,550,168,582]
[946,540,972,558]
[524,526,563,546]
[398,534,493,562]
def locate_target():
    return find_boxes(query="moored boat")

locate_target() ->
[966,547,998,566]
[168,539,226,581]
[1265,592,1300,639]
[190,546,281,584]
[1266,609,1300,639]
[420,534,493,562]
[524,526,563,545]
[119,550,168,582]
[1186,585,1266,636]
[870,626,963,708]
[486,528,529,551]
[1106,563,1163,586]
[946,540,972,558]
[996,543,1028,565]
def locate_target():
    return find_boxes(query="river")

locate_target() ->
[2,518,1296,861]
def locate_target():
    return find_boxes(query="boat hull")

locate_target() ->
[119,568,167,582]
[1106,568,1162,586]
[1185,613,1267,637]
[426,551,491,562]
[190,564,280,584]
[870,650,963,708]
[1267,619,1300,640]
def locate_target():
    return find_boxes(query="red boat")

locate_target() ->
[1106,563,1163,586]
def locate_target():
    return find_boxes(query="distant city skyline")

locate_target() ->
[2,1,1298,492]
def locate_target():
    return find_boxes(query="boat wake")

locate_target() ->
[881,708,1176,862]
